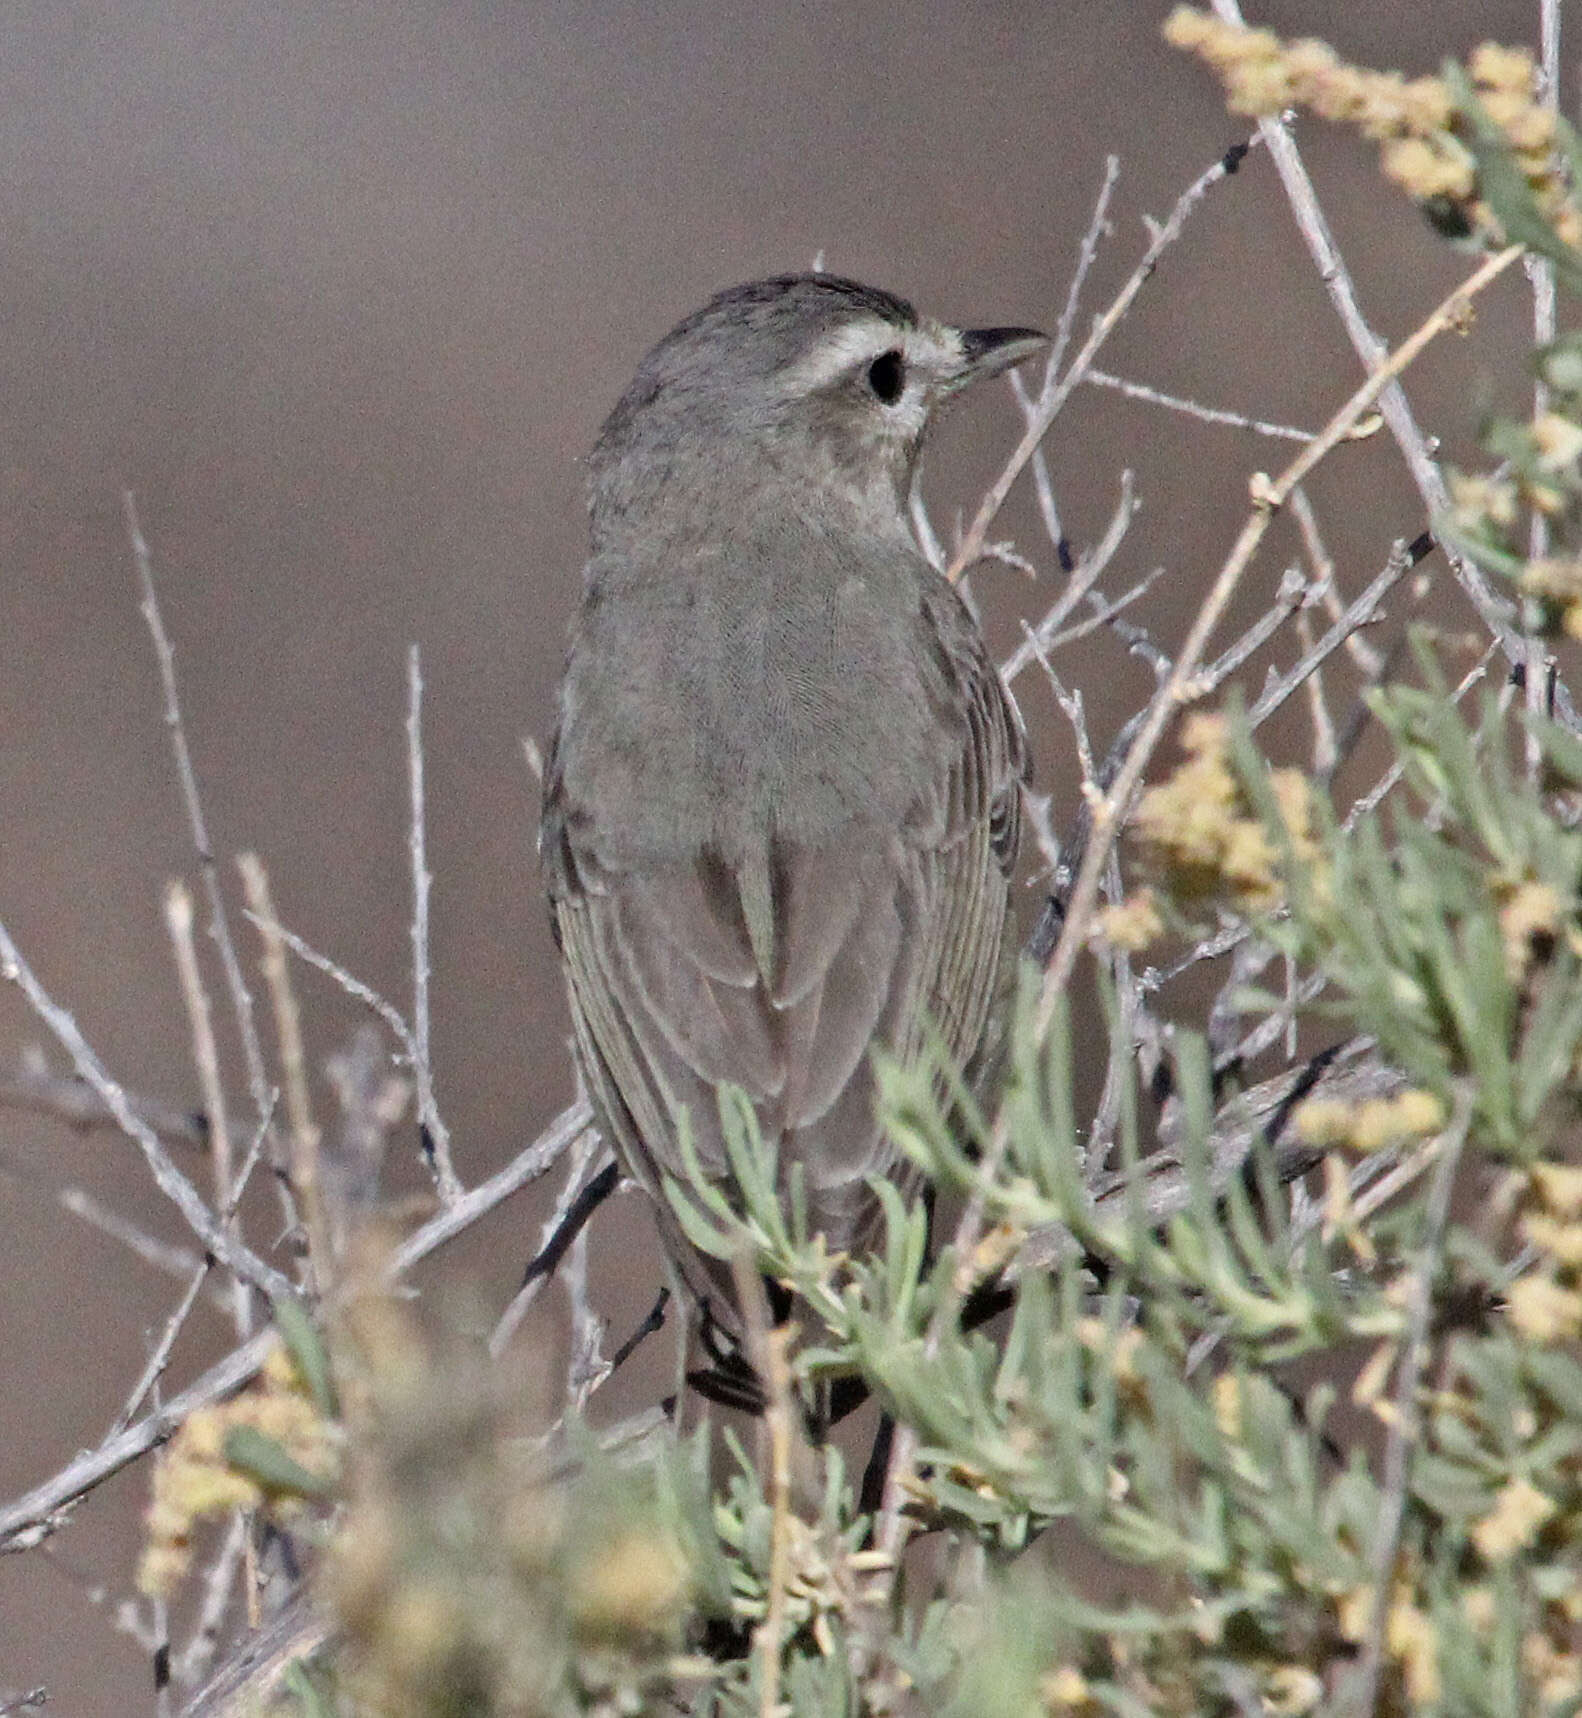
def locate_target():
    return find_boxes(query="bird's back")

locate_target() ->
[543,520,1024,1261]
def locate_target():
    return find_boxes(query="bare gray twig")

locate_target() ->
[0,1097,589,1551]
[1083,367,1317,442]
[0,915,291,1304]
[952,134,1263,577]
[406,645,461,1203]
[123,494,285,1156]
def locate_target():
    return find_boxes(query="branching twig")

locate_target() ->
[1035,244,1522,1043]
[111,1096,277,1437]
[0,1050,205,1150]
[0,915,292,1304]
[951,134,1262,578]
[123,495,284,1156]
[0,1098,590,1550]
[1247,534,1430,730]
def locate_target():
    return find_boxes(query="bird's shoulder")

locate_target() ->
[545,528,1019,868]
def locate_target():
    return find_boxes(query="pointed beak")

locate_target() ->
[954,324,1048,388]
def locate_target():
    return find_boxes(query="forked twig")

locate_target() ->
[951,133,1262,578]
[0,915,291,1304]
[1035,243,1522,1040]
[0,1098,590,1550]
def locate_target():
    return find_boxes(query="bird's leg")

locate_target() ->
[515,1158,621,1288]
[607,1285,671,1374]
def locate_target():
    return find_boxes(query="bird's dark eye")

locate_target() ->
[866,349,905,405]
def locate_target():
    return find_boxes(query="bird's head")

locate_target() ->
[588,274,1046,549]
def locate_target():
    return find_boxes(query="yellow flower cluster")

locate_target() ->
[1132,712,1321,915]
[1509,1158,1582,1341]
[1163,11,1580,248]
[139,1338,337,1596]
[1467,42,1580,247]
[1518,554,1582,639]
[1296,1087,1446,1155]
[1472,1476,1557,1562]
[1336,1582,1440,1705]
[1494,876,1571,979]
[1096,886,1164,952]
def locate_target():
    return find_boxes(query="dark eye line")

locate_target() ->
[866,348,905,405]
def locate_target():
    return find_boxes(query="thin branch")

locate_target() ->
[950,133,1262,578]
[1293,609,1339,774]
[123,494,284,1151]
[111,1096,276,1437]
[1247,535,1428,730]
[172,1512,248,1690]
[389,1100,593,1278]
[1036,245,1522,1044]
[1523,0,1562,771]
[1083,367,1318,442]
[0,1098,590,1550]
[166,879,250,1340]
[1004,153,1123,568]
[1196,564,1309,696]
[237,856,317,1202]
[52,1187,205,1281]
[1000,472,1142,683]
[1289,487,1384,675]
[0,914,291,1304]
[1050,153,1121,379]
[241,910,417,1063]
[489,1126,607,1357]
[405,645,461,1203]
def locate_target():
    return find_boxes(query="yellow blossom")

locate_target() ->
[1531,412,1582,470]
[1296,1098,1355,1149]
[1520,558,1582,602]
[138,1334,336,1596]
[1462,1585,1499,1633]
[1470,42,1537,94]
[1211,1373,1242,1440]
[1381,136,1476,203]
[569,1529,690,1644]
[1098,888,1163,952]
[1532,1161,1582,1215]
[1264,1665,1323,1715]
[1473,1476,1556,1561]
[1449,471,1519,528]
[1167,16,1578,252]
[1506,1273,1582,1342]
[1040,1665,1091,1711]
[1387,1599,1441,1705]
[1521,1210,1582,1267]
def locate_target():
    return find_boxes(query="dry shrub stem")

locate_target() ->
[1035,242,1522,1035]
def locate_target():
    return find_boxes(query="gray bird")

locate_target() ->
[541,274,1043,1304]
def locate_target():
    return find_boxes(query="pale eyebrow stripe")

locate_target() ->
[781,319,964,394]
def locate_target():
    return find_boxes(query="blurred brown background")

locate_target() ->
[0,2,1546,1706]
